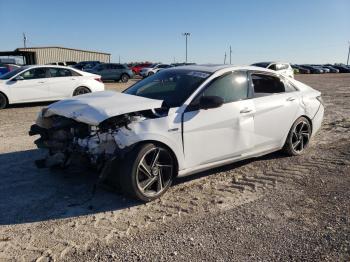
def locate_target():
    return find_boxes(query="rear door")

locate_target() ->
[9,67,50,102]
[183,71,255,169]
[46,67,80,99]
[249,72,300,151]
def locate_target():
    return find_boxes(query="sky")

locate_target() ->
[0,0,349,64]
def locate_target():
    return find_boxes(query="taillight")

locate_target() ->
[94,78,102,83]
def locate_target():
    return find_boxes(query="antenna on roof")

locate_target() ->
[23,33,27,48]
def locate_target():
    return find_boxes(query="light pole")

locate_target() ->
[229,45,232,64]
[347,41,350,66]
[224,52,227,64]
[182,33,191,63]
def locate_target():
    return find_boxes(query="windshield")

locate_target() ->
[123,69,211,108]
[0,67,26,80]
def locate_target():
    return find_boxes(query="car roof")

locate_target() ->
[19,65,77,70]
[171,64,276,74]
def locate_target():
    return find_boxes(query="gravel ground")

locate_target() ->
[0,74,349,261]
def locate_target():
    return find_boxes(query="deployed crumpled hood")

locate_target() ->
[43,91,163,125]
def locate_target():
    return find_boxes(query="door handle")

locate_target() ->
[240,108,252,114]
[286,97,296,101]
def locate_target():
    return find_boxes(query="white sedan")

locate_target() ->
[0,65,105,109]
[30,65,324,201]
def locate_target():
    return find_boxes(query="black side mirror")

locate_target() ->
[199,96,224,110]
[13,76,24,81]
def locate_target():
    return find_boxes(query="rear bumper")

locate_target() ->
[312,104,324,137]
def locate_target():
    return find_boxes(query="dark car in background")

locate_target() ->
[321,65,339,73]
[87,63,134,82]
[330,64,350,73]
[73,61,101,71]
[301,65,324,74]
[0,64,21,75]
[291,64,310,74]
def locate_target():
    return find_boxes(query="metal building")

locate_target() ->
[0,46,111,65]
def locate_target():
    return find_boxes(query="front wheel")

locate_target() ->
[73,87,91,96]
[0,93,8,109]
[118,143,175,202]
[282,117,312,156]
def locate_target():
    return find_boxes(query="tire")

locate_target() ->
[282,117,312,156]
[120,74,129,83]
[0,92,8,109]
[73,87,91,96]
[117,143,175,202]
[148,72,154,76]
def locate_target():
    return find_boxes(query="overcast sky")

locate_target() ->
[0,0,349,64]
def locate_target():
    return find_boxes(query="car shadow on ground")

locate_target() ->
[0,148,288,226]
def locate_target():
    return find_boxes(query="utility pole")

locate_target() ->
[119,55,120,64]
[182,33,191,63]
[224,52,227,64]
[347,41,350,66]
[229,45,232,64]
[23,33,27,48]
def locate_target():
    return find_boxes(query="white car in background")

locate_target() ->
[251,62,294,78]
[139,63,172,77]
[31,65,324,202]
[0,65,104,109]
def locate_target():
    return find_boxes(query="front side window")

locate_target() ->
[124,69,210,108]
[252,74,286,96]
[201,71,249,103]
[20,68,48,80]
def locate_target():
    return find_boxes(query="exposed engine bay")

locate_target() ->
[29,108,167,172]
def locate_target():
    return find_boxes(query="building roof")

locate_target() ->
[15,46,110,55]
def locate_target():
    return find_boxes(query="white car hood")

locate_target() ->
[43,91,163,125]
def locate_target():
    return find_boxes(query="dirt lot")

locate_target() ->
[0,74,349,261]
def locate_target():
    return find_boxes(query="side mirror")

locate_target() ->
[13,76,24,81]
[199,96,224,110]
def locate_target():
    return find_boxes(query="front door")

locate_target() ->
[182,71,255,169]
[9,67,50,102]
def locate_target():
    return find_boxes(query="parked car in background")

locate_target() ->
[251,62,294,78]
[73,61,101,71]
[139,64,172,77]
[86,63,134,82]
[0,65,104,109]
[0,64,21,75]
[30,65,324,201]
[312,65,330,73]
[300,65,324,74]
[321,65,339,73]
[291,65,310,74]
[131,63,152,75]
[330,64,350,73]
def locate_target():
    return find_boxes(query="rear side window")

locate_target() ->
[49,68,72,77]
[202,71,249,103]
[252,74,286,96]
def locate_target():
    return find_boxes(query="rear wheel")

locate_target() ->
[118,143,175,202]
[73,87,91,96]
[120,74,129,83]
[283,117,312,156]
[0,93,8,109]
[148,72,154,76]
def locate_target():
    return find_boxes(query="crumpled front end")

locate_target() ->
[29,109,162,174]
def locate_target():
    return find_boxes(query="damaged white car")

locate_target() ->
[30,65,324,201]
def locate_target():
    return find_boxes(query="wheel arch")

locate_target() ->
[130,140,180,178]
[0,91,9,105]
[72,86,91,96]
